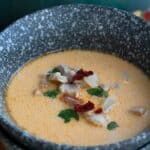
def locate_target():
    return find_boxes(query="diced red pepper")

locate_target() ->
[144,11,150,21]
[94,108,103,114]
[74,101,94,112]
[72,69,93,81]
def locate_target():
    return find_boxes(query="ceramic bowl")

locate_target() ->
[0,4,150,150]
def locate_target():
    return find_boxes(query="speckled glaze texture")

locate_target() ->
[0,4,150,150]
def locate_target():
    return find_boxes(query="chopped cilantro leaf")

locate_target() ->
[58,109,79,123]
[51,67,60,73]
[107,121,119,130]
[47,67,61,77]
[87,87,108,97]
[44,89,60,98]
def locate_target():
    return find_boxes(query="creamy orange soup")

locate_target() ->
[5,50,150,146]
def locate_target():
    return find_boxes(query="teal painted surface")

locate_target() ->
[0,0,150,31]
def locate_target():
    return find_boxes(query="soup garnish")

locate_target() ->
[33,64,120,129]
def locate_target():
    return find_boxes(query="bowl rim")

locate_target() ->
[0,4,149,149]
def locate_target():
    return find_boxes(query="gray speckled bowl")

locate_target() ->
[0,4,150,150]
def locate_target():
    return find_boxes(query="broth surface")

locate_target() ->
[6,50,150,146]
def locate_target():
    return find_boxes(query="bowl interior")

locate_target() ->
[0,4,150,150]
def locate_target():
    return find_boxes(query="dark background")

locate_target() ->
[0,0,150,31]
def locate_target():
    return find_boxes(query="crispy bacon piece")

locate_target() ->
[61,93,83,106]
[72,69,93,81]
[94,108,103,114]
[74,101,94,112]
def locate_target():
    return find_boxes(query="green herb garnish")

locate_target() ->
[51,67,60,73]
[87,87,108,97]
[44,89,60,98]
[107,121,119,130]
[47,67,61,77]
[58,109,79,123]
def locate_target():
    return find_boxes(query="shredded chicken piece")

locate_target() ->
[33,89,42,96]
[61,93,83,106]
[57,64,77,81]
[48,72,68,83]
[102,96,116,113]
[101,84,110,91]
[59,83,80,94]
[84,111,110,127]
[130,107,147,116]
[83,73,99,87]
[47,65,77,83]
